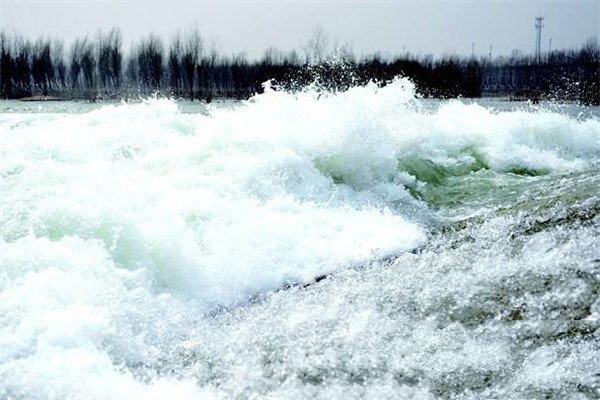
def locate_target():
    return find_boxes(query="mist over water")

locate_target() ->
[1,79,599,399]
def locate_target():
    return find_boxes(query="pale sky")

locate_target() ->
[1,1,598,60]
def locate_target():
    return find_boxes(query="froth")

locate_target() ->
[1,79,599,398]
[3,81,599,303]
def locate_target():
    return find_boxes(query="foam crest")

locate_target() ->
[1,91,428,306]
[2,84,599,304]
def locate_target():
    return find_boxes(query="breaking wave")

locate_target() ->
[1,79,599,399]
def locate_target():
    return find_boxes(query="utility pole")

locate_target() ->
[535,16,544,64]
[471,42,475,59]
[489,44,492,62]
[548,37,552,54]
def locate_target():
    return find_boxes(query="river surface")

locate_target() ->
[1,80,599,399]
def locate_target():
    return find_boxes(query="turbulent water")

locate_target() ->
[1,79,599,399]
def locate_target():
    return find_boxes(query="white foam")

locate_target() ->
[1,80,599,398]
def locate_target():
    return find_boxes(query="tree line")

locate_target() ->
[1,28,598,105]
[480,38,599,105]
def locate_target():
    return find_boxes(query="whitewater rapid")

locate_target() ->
[1,79,599,399]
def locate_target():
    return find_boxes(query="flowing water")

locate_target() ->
[1,79,599,399]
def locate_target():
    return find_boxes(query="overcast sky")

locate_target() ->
[1,1,598,60]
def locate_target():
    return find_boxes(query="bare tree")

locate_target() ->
[181,28,202,100]
[97,28,122,94]
[168,32,182,96]
[303,26,329,65]
[110,29,123,90]
[12,35,32,96]
[200,39,219,102]
[80,38,96,92]
[52,39,66,91]
[0,32,13,97]
[31,38,53,95]
[137,34,164,91]
[69,38,83,90]
[262,47,283,66]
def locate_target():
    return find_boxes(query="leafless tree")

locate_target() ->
[303,26,329,65]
